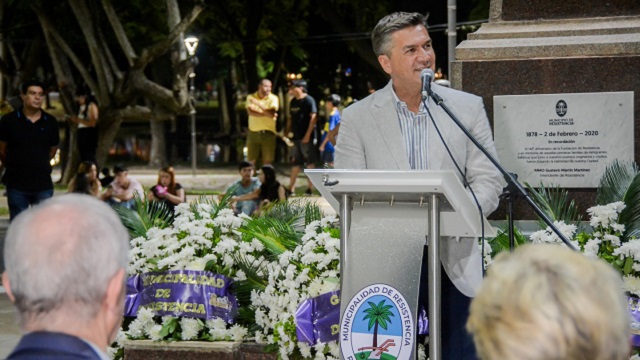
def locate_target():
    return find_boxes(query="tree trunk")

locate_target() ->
[219,78,231,136]
[149,115,167,168]
[96,109,123,168]
[372,321,379,348]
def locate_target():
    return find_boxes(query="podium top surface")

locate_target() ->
[305,169,496,237]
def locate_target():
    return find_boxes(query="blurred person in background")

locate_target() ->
[227,161,261,216]
[0,79,59,221]
[68,86,99,163]
[147,166,186,214]
[67,161,101,196]
[100,165,144,209]
[286,79,318,195]
[245,79,279,166]
[231,164,286,214]
[319,94,341,168]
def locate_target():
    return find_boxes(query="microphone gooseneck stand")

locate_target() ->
[423,86,577,251]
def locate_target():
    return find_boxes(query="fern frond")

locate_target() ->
[526,182,582,230]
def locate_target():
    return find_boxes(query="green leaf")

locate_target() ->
[114,193,173,239]
[525,182,582,229]
[367,317,376,331]
[237,217,302,255]
[619,174,640,240]
[623,256,634,275]
[596,160,638,206]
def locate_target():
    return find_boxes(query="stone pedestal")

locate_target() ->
[452,1,640,219]
[123,340,276,360]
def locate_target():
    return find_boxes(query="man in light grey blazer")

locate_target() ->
[335,12,503,360]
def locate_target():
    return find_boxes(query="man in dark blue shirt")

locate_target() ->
[0,79,60,220]
[285,79,318,194]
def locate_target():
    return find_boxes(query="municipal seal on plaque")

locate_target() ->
[556,100,567,117]
[340,284,414,360]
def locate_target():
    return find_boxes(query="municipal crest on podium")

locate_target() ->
[340,284,414,360]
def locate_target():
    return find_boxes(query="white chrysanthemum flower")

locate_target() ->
[417,343,427,360]
[137,307,156,324]
[127,318,146,338]
[622,275,640,297]
[611,223,626,233]
[234,269,247,281]
[298,342,312,358]
[279,346,290,360]
[613,239,640,261]
[611,201,626,212]
[582,238,601,258]
[186,257,208,271]
[209,327,228,340]
[327,341,340,357]
[147,324,164,341]
[603,233,621,246]
[313,344,327,360]
[229,324,248,341]
[106,346,119,359]
[180,317,203,340]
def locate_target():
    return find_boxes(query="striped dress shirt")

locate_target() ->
[392,89,430,170]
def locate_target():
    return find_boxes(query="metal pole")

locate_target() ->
[428,194,441,360]
[447,0,457,79]
[190,75,197,177]
[339,194,351,292]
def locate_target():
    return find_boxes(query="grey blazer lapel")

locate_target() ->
[426,95,446,170]
[371,82,410,169]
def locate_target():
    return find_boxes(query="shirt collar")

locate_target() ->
[389,82,428,115]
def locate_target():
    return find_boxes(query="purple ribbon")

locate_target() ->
[295,290,428,345]
[125,270,238,322]
[125,274,142,316]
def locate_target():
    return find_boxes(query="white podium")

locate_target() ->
[306,169,495,360]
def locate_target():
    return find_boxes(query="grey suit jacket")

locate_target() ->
[334,81,503,297]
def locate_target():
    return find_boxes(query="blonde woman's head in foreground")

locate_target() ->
[467,243,630,360]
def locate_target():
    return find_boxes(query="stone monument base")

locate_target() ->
[123,340,277,360]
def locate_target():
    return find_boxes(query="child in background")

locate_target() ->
[319,94,341,167]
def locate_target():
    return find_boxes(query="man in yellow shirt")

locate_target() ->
[246,79,279,165]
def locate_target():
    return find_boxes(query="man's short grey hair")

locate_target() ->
[371,12,428,57]
[4,194,130,326]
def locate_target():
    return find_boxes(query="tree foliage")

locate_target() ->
[10,0,204,180]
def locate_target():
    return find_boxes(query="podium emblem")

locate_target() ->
[340,284,414,360]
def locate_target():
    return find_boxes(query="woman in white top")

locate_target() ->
[69,87,99,163]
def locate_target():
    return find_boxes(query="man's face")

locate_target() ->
[378,25,435,91]
[239,166,253,181]
[21,86,44,111]
[291,86,303,99]
[114,171,128,186]
[258,80,272,97]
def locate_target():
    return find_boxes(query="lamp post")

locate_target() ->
[184,36,199,176]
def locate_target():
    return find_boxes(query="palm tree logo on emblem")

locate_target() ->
[358,300,396,359]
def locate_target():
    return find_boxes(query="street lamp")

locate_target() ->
[184,36,199,176]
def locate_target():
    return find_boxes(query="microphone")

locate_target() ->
[421,69,434,98]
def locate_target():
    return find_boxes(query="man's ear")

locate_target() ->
[378,54,392,75]
[3,272,15,303]
[104,269,126,312]
[104,269,126,344]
